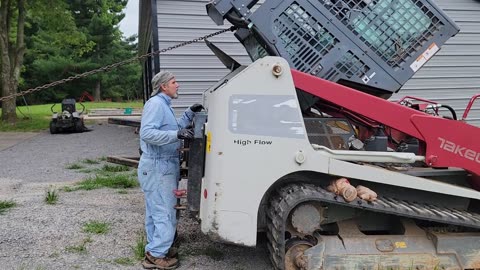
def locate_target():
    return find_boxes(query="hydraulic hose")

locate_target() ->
[225,12,248,28]
[426,104,458,120]
[439,104,457,120]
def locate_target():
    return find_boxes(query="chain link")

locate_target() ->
[0,26,237,102]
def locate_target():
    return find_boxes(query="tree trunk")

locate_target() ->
[0,0,26,124]
[1,80,17,123]
[94,80,101,101]
[0,0,15,123]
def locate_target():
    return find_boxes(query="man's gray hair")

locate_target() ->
[151,70,174,97]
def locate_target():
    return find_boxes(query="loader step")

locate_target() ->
[266,183,480,270]
[174,204,187,210]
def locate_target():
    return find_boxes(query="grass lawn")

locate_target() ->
[0,101,143,132]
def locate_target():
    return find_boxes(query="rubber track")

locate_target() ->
[266,183,480,270]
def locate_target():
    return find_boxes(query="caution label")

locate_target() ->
[206,131,212,153]
[410,43,439,72]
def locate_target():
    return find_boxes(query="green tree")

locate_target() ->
[67,0,128,101]
[101,35,141,101]
[22,1,93,103]
[0,0,82,123]
[2,0,140,113]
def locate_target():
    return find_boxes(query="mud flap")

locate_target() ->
[303,219,480,270]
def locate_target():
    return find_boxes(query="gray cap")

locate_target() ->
[151,70,174,97]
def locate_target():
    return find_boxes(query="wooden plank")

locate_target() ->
[107,156,140,168]
[107,117,141,127]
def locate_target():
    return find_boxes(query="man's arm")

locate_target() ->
[140,99,178,146]
[177,107,195,129]
[177,104,203,128]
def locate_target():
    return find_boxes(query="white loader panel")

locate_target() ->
[199,57,480,247]
[200,57,318,245]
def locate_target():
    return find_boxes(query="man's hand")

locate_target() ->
[189,103,204,113]
[177,128,194,139]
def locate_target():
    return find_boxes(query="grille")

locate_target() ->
[305,118,354,150]
[321,0,444,69]
[335,51,371,82]
[274,2,339,72]
[210,0,459,97]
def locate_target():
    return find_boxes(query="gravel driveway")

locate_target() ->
[0,123,272,269]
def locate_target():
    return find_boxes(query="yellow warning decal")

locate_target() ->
[395,241,407,248]
[206,131,212,153]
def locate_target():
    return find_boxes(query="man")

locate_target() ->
[138,70,203,269]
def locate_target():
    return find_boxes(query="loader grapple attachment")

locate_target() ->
[207,0,460,99]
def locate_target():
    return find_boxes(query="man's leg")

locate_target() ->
[142,176,178,269]
[137,157,156,251]
[144,196,154,245]
[145,173,177,257]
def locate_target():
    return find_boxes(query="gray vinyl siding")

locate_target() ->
[393,0,480,126]
[156,0,252,115]
[154,0,480,126]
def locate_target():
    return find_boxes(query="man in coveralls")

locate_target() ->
[138,70,203,269]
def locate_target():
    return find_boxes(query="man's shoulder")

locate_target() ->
[145,95,165,106]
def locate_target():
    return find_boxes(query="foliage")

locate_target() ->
[0,200,16,214]
[75,174,138,190]
[66,163,85,170]
[45,188,59,205]
[113,257,135,266]
[61,0,136,101]
[2,0,141,125]
[101,164,130,173]
[83,220,110,234]
[132,232,147,260]
[63,155,138,193]
[82,158,100,165]
[65,237,92,254]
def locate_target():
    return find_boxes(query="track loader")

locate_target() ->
[182,0,480,269]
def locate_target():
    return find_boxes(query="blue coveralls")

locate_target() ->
[137,92,195,257]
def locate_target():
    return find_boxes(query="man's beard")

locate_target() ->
[172,92,178,99]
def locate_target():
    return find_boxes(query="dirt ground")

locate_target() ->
[0,124,272,269]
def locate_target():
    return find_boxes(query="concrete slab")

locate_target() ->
[0,132,39,151]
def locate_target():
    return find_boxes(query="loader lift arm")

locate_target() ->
[292,69,480,178]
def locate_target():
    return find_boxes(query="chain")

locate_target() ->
[0,26,237,102]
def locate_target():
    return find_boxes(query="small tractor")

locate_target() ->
[49,98,86,134]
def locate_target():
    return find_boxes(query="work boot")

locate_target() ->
[142,251,178,270]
